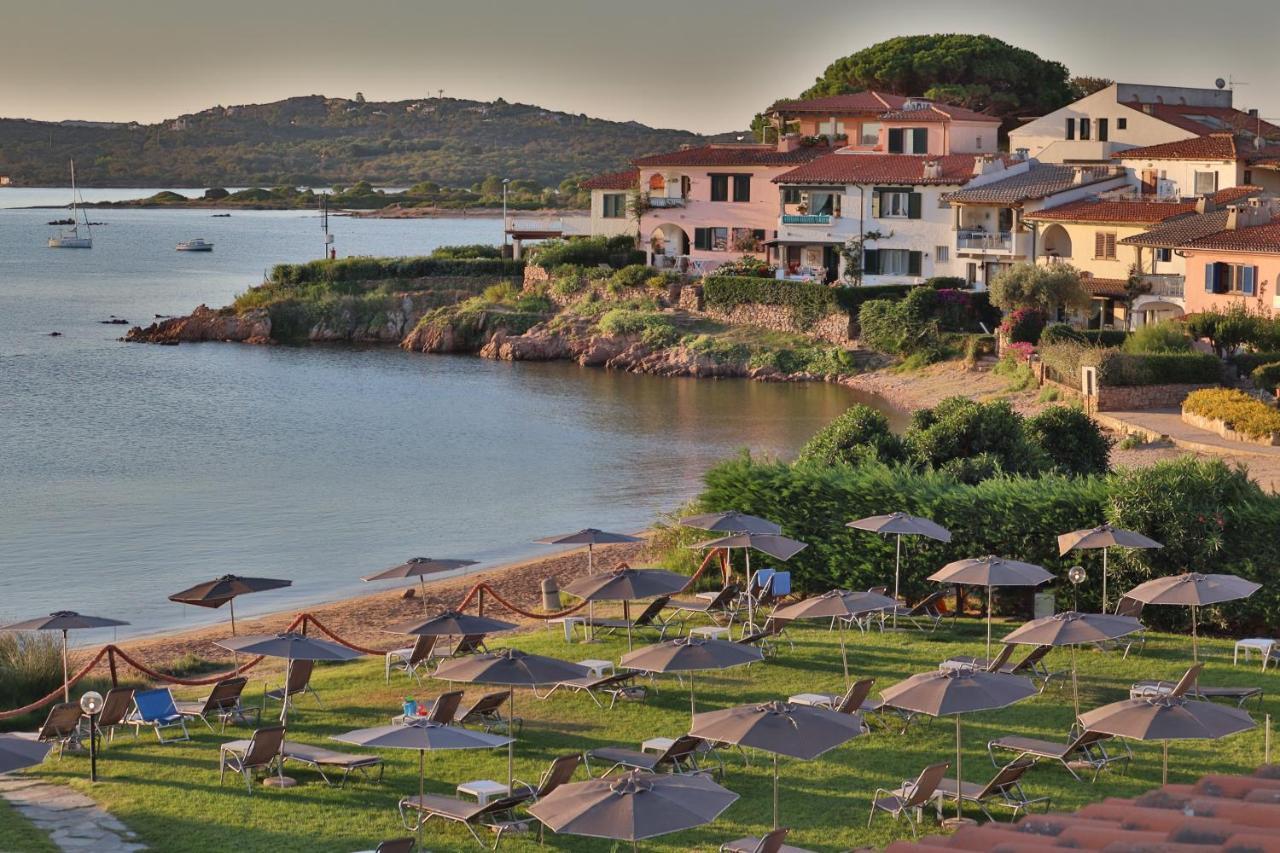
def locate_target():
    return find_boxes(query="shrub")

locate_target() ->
[608,264,652,291]
[924,276,967,289]
[597,309,671,338]
[482,281,520,304]
[858,293,943,361]
[1037,386,1061,403]
[797,405,905,466]
[549,267,588,297]
[994,351,1036,391]
[835,284,915,317]
[1123,320,1191,353]
[1026,405,1112,476]
[640,323,680,348]
[1251,362,1280,394]
[1183,388,1280,438]
[683,334,748,363]
[514,293,553,313]
[1040,323,1086,346]
[431,244,502,259]
[989,262,1090,313]
[714,256,775,278]
[529,235,641,270]
[1186,306,1265,357]
[1081,329,1130,347]
[645,272,682,290]
[961,333,997,366]
[1002,307,1046,344]
[703,276,837,329]
[1039,344,1222,387]
[0,632,62,715]
[1231,351,1280,376]
[904,397,1048,482]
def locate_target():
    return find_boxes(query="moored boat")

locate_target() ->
[176,238,214,252]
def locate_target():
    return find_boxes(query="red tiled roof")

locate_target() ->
[1182,215,1280,253]
[944,163,1119,205]
[632,144,827,168]
[768,91,905,114]
[581,169,637,190]
[878,103,1000,123]
[1027,186,1263,224]
[1114,133,1240,161]
[772,153,989,185]
[1082,277,1130,297]
[1134,103,1280,140]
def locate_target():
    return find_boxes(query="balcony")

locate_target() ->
[781,213,832,225]
[649,196,686,208]
[957,229,1013,252]
[1143,275,1185,299]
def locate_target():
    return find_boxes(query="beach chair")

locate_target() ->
[868,761,950,838]
[1130,678,1264,709]
[218,724,286,791]
[263,659,321,715]
[533,669,644,709]
[738,617,789,657]
[32,702,84,757]
[720,827,817,853]
[942,643,1015,673]
[987,728,1128,782]
[385,635,437,683]
[584,734,711,777]
[790,678,881,731]
[743,570,790,633]
[398,792,530,849]
[176,676,259,732]
[936,757,1049,821]
[1110,596,1147,657]
[581,596,677,641]
[281,741,383,787]
[96,688,135,745]
[891,590,950,632]
[946,644,1063,692]
[430,634,488,661]
[456,690,521,733]
[669,584,741,630]
[421,689,464,725]
[129,688,191,743]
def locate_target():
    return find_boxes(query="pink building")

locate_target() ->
[1175,203,1280,316]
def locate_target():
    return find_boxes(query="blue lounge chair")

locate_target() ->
[130,688,191,743]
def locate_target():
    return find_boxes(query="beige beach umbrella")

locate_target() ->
[562,567,689,650]
[1058,524,1162,612]
[536,529,644,641]
[691,532,808,633]
[362,558,477,610]
[620,635,762,722]
[215,632,363,725]
[0,735,53,775]
[848,512,952,627]
[1,611,130,702]
[1123,572,1260,661]
[168,574,292,635]
[928,556,1054,660]
[772,589,897,687]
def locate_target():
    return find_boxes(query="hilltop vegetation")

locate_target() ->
[0,94,732,188]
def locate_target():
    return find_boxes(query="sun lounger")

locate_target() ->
[584,733,711,777]
[96,687,135,745]
[31,702,83,757]
[533,669,644,709]
[889,590,950,632]
[1130,680,1263,709]
[419,689,464,725]
[869,761,950,838]
[430,634,488,661]
[129,688,191,743]
[738,618,790,657]
[945,644,1064,692]
[669,584,741,630]
[1099,596,1147,657]
[385,635,438,683]
[398,793,528,850]
[936,757,1049,821]
[219,725,285,791]
[790,678,880,732]
[264,659,322,715]
[280,741,383,787]
[581,596,677,640]
[987,728,1128,782]
[175,676,259,732]
[720,826,817,852]
[456,690,521,733]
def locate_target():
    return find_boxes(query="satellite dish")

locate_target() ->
[1215,78,1227,90]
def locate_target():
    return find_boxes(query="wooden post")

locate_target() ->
[107,648,119,688]
[478,587,486,618]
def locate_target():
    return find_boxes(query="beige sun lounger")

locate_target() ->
[280,741,383,787]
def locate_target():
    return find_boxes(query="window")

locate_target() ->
[710,227,728,251]
[872,188,921,219]
[935,245,950,263]
[1155,247,1173,263]
[1194,171,1218,195]
[1097,118,1109,142]
[860,122,881,146]
[966,262,978,283]
[1065,118,1076,140]
[601,193,626,219]
[732,174,751,202]
[887,127,929,154]
[1206,262,1258,295]
[1094,231,1117,259]
[694,228,711,251]
[1244,170,1254,185]
[975,136,983,150]
[1117,117,1127,130]
[782,187,802,205]
[709,174,729,202]
[817,119,845,137]
[1079,118,1091,140]
[873,249,924,276]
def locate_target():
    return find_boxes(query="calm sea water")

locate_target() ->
[0,197,875,640]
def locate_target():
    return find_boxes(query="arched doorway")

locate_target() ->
[649,224,689,269]
[1041,224,1073,262]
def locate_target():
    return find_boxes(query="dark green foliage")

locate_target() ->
[269,256,522,285]
[1081,330,1129,347]
[796,405,904,466]
[1039,323,1086,346]
[1230,351,1280,376]
[1251,362,1280,393]
[905,397,1048,482]
[835,284,915,317]
[530,235,642,270]
[1003,308,1046,344]
[1122,321,1191,353]
[1026,405,1112,476]
[857,289,943,360]
[924,276,967,289]
[702,276,838,329]
[430,244,503,260]
[1038,343,1222,387]
[607,264,653,290]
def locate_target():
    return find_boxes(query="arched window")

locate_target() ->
[648,173,666,192]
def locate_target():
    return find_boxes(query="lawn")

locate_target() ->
[11,616,1277,852]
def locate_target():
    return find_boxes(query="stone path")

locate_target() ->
[1097,408,1280,459]
[0,777,145,852]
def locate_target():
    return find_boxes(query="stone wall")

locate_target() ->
[523,264,551,288]
[703,303,851,344]
[1031,361,1214,412]
[1182,408,1280,446]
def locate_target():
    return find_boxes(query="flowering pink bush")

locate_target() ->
[1001,307,1047,344]
[1006,341,1036,362]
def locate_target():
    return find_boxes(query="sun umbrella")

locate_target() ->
[563,567,690,650]
[384,609,517,638]
[690,700,863,828]
[620,636,762,721]
[168,574,292,635]
[1058,524,1162,613]
[433,649,590,791]
[215,632,363,724]
[1003,611,1144,717]
[1124,572,1260,661]
[333,720,512,849]
[692,533,808,634]
[680,511,782,535]
[528,769,738,848]
[362,558,477,610]
[1078,666,1254,783]
[848,512,952,628]
[537,529,644,642]
[0,734,52,774]
[928,556,1054,660]
[1,611,130,702]
[772,589,897,687]
[880,667,1038,824]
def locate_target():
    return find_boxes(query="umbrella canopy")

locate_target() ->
[690,700,864,828]
[928,556,1054,659]
[362,558,477,609]
[1003,611,1145,716]
[772,590,898,686]
[1,611,130,703]
[881,667,1038,823]
[620,636,762,720]
[433,649,592,791]
[1124,572,1260,661]
[1058,524,1162,612]
[692,533,808,562]
[680,511,781,535]
[528,769,738,844]
[0,734,52,774]
[848,513,951,628]
[563,567,691,651]
[332,720,512,849]
[168,574,292,634]
[535,529,644,548]
[215,632,364,662]
[384,610,517,637]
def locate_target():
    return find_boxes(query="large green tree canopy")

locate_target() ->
[799,34,1074,121]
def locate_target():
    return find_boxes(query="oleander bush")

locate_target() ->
[1251,362,1280,394]
[1002,307,1046,344]
[1182,388,1280,438]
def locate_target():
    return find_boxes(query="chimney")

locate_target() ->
[922,159,942,180]
[777,133,802,153]
[1249,108,1260,118]
[1014,147,1029,161]
[972,154,995,176]
[1225,205,1241,230]
[1196,196,1217,214]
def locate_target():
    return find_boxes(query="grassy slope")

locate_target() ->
[14,619,1275,852]
[0,796,58,852]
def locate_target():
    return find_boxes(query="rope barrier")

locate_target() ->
[296,614,394,657]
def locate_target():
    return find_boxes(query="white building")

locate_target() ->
[581,169,639,239]
[1114,134,1280,197]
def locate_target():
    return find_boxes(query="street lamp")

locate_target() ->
[1067,565,1086,612]
[501,178,511,248]
[79,690,104,782]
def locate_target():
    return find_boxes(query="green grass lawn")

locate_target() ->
[10,617,1277,852]
[0,795,57,852]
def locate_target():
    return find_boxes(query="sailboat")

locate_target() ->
[48,160,92,248]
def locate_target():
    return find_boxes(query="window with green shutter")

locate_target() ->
[863,249,880,274]
[732,174,751,202]
[907,192,922,219]
[694,228,711,250]
[710,174,729,202]
[602,193,626,219]
[908,251,923,276]
[911,128,928,153]
[887,128,904,153]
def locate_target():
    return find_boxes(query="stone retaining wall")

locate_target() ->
[1182,408,1280,446]
[523,264,551,288]
[702,303,851,344]
[1032,361,1214,412]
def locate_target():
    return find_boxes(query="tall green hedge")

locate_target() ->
[702,276,838,329]
[1039,343,1222,387]
[269,256,524,285]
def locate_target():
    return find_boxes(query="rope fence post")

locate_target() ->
[478,587,485,618]
[107,648,118,688]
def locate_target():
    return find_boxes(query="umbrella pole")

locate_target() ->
[420,577,428,612]
[418,748,425,850]
[986,587,993,662]
[587,545,596,643]
[280,659,291,725]
[1102,548,1109,614]
[689,673,696,721]
[230,599,237,635]
[62,629,70,704]
[892,533,902,630]
[1192,606,1199,663]
[772,753,780,830]
[1162,740,1169,785]
[746,549,753,637]
[508,690,516,792]
[955,716,963,823]
[1071,644,1080,720]
[839,619,849,689]
[625,600,633,652]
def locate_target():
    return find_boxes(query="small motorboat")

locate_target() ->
[176,238,214,252]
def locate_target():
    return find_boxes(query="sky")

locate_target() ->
[3,0,1278,134]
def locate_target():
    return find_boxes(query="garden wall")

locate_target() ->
[1182,409,1280,446]
[702,304,851,344]
[1032,361,1214,412]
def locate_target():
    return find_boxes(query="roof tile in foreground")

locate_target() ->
[943,164,1119,206]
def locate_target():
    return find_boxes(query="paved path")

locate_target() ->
[1098,408,1280,459]
[0,777,145,852]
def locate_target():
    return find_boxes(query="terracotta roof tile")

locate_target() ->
[944,163,1120,205]
[1114,133,1239,161]
[773,153,989,185]
[1135,103,1280,140]
[1027,186,1262,224]
[581,169,637,190]
[1082,277,1131,297]
[1181,216,1280,253]
[768,91,904,114]
[632,144,827,168]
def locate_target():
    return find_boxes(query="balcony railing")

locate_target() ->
[649,196,686,208]
[781,213,832,225]
[957,229,1013,251]
[1143,275,1185,299]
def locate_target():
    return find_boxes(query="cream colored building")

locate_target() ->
[582,169,639,239]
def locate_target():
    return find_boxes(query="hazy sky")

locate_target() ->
[3,0,1277,133]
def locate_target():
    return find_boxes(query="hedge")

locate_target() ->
[1229,351,1280,376]
[703,276,837,328]
[269,256,524,285]
[1038,343,1222,387]
[835,284,999,331]
[1183,388,1280,439]
[1082,329,1130,347]
[1251,362,1280,395]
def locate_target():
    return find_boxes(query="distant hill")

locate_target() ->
[0,95,739,189]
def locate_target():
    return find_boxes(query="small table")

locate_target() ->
[789,692,837,709]
[1234,638,1275,670]
[689,626,729,641]
[641,736,675,754]
[578,659,614,678]
[549,617,586,643]
[457,779,509,805]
